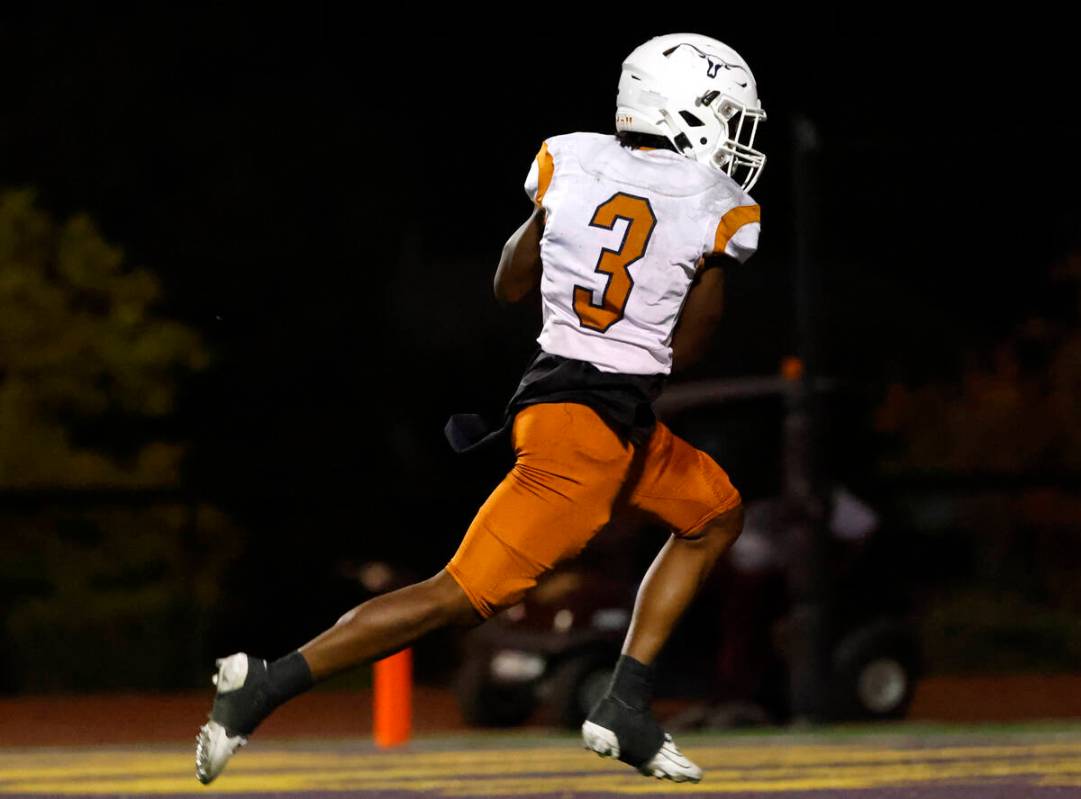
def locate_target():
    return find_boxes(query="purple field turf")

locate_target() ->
[3,726,1081,797]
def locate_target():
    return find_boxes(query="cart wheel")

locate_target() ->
[548,653,614,729]
[832,620,919,720]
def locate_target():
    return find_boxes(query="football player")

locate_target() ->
[197,32,764,785]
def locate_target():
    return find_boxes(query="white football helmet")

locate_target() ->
[616,33,766,191]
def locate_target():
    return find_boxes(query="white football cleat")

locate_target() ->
[639,733,703,782]
[582,719,703,783]
[582,719,621,758]
[195,653,264,785]
[195,720,247,785]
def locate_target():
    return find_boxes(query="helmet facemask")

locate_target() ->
[703,91,766,192]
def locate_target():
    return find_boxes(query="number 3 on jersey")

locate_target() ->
[574,192,657,333]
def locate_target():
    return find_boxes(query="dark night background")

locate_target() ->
[1,6,1080,694]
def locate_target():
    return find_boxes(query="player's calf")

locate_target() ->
[196,570,479,784]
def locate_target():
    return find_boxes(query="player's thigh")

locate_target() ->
[628,421,742,539]
[446,403,633,618]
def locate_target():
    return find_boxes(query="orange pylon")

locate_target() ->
[373,648,412,747]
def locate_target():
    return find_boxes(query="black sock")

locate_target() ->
[587,655,663,768]
[607,654,655,711]
[266,651,315,705]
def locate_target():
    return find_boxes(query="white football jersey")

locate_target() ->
[523,132,760,375]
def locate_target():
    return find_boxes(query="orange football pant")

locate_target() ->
[446,402,741,618]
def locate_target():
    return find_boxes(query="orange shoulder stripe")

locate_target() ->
[534,141,555,205]
[713,204,761,254]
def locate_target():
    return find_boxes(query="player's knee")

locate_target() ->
[425,570,485,628]
[698,502,744,551]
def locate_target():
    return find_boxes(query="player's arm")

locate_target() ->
[670,255,731,373]
[493,205,545,305]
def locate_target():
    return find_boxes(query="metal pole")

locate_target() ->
[784,115,834,721]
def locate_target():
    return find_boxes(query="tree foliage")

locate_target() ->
[0,190,239,692]
[0,189,206,487]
